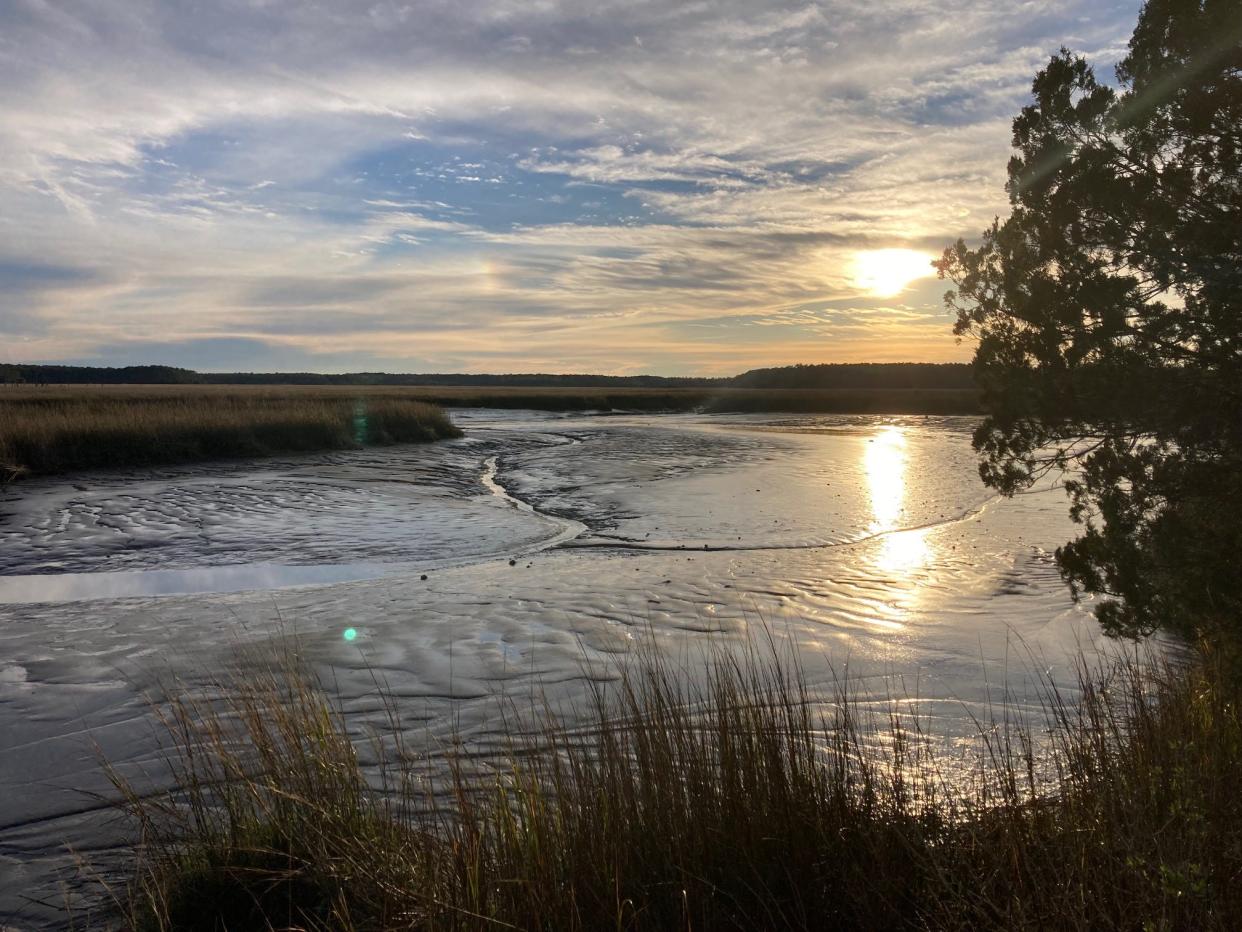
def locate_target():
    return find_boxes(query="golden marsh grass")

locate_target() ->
[0,385,461,479]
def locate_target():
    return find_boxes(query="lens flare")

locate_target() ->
[342,627,358,642]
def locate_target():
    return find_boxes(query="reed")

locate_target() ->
[0,382,983,420]
[104,638,1242,931]
[0,389,460,479]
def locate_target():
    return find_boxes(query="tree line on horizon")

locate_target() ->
[0,361,976,390]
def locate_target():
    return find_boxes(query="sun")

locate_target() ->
[852,249,936,297]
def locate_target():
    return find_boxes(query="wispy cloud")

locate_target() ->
[0,0,1141,372]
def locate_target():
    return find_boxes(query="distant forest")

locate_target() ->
[732,363,974,390]
[0,361,974,390]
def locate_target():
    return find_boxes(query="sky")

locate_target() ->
[0,0,1142,375]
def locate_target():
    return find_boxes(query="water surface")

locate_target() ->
[0,411,1102,927]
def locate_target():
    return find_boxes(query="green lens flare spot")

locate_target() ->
[342,627,358,642]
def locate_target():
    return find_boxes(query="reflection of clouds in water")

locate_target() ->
[864,425,932,581]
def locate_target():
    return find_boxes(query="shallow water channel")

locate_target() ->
[0,410,1109,926]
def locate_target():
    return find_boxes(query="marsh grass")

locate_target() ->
[103,638,1242,931]
[0,389,460,479]
[0,381,981,424]
[389,386,979,415]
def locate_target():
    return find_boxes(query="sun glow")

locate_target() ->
[852,249,936,297]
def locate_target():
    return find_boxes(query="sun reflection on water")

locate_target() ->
[865,427,906,533]
[864,426,931,577]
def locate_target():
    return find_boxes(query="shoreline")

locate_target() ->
[1,385,978,481]
[3,382,981,415]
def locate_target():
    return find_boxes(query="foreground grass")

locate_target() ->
[0,389,461,479]
[106,642,1241,931]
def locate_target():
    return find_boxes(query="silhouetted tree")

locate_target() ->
[937,0,1242,638]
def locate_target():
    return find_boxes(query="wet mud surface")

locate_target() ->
[0,411,1107,927]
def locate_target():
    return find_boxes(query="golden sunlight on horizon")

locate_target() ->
[852,248,937,298]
